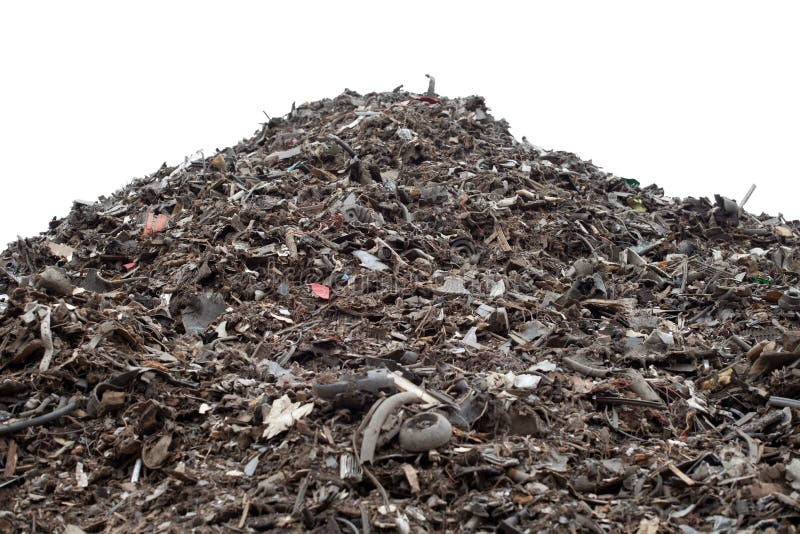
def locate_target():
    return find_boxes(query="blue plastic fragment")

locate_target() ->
[287,160,306,172]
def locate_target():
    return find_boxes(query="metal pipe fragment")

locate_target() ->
[767,396,800,409]
[739,183,756,211]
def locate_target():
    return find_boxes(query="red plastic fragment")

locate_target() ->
[309,283,330,300]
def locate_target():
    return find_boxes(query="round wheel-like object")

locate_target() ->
[398,412,452,452]
[779,288,800,311]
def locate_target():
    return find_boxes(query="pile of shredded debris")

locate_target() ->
[1,83,800,533]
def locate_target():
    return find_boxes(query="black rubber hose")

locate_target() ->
[0,401,78,436]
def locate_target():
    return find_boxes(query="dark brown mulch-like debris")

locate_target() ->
[1,84,800,533]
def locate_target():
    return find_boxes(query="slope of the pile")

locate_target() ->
[1,89,799,532]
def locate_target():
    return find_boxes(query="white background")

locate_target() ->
[2,1,798,247]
